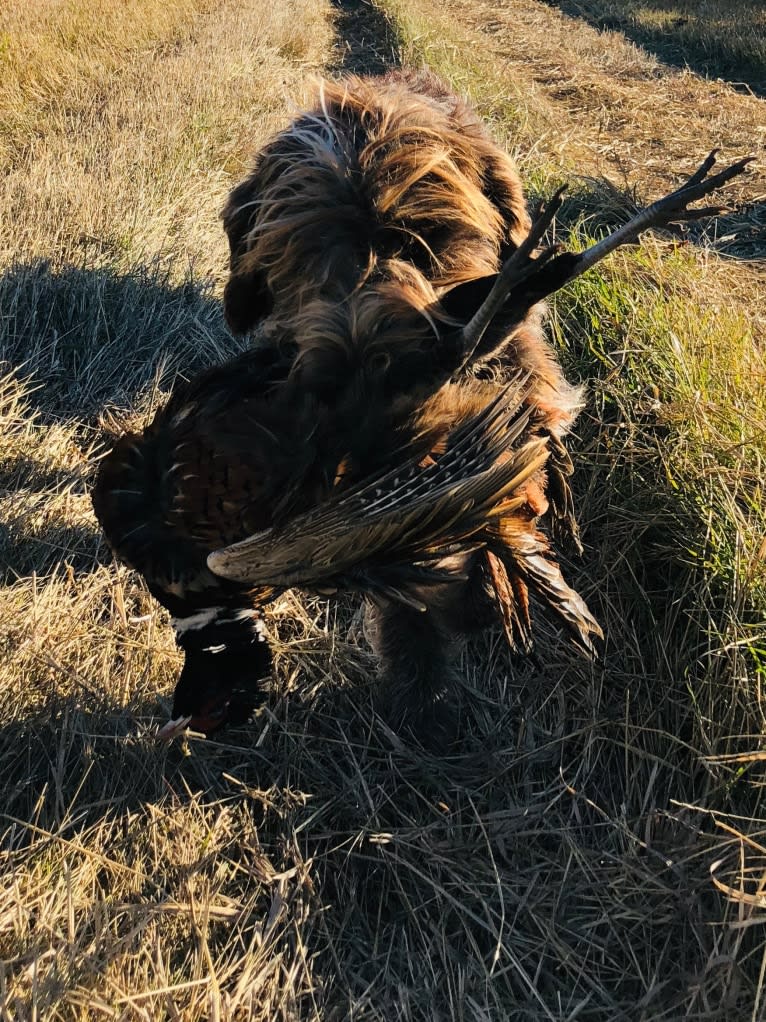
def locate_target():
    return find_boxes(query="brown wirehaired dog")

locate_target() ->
[94,70,748,738]
[218,71,594,728]
[221,71,582,436]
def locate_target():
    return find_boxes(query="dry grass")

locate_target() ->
[3,0,766,1019]
[542,0,766,96]
[0,0,332,273]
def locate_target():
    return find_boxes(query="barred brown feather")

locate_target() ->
[92,344,601,736]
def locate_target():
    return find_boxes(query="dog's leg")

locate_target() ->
[365,595,458,740]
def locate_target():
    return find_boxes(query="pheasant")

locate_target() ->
[93,348,595,737]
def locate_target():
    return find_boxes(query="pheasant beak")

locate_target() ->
[157,715,193,740]
[187,702,230,735]
[157,696,235,739]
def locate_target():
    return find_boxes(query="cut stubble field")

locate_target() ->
[1,0,766,1019]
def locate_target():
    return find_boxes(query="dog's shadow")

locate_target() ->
[0,259,250,580]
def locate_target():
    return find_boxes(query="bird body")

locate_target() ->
[93,341,601,735]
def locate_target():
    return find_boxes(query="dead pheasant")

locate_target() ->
[93,354,579,736]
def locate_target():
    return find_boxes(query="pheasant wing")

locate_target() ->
[207,378,549,587]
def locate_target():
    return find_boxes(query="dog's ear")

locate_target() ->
[223,269,274,335]
[222,177,257,264]
[221,183,275,335]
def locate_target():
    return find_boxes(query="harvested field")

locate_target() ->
[1,0,766,1018]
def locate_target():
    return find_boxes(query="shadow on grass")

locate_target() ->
[536,171,766,262]
[0,519,103,583]
[0,258,243,422]
[0,259,249,581]
[330,0,401,75]
[542,0,766,97]
[0,454,87,496]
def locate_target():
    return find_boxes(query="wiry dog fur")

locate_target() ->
[222,70,582,433]
[215,71,597,731]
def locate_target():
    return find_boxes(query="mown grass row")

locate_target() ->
[542,0,766,95]
[2,0,766,1017]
